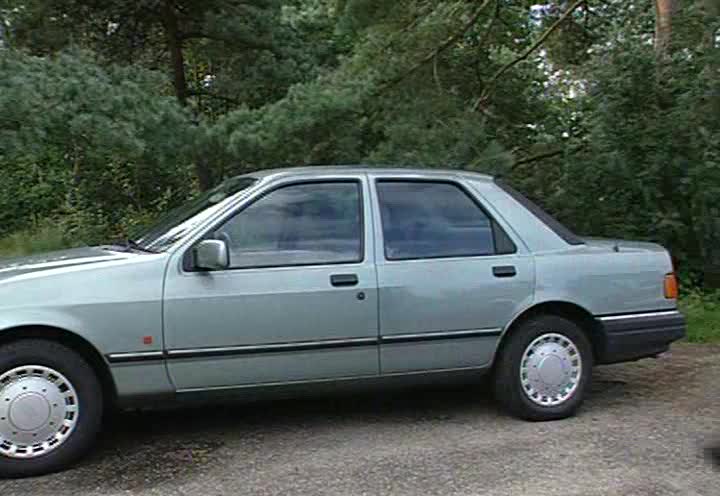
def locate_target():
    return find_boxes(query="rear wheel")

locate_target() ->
[493,315,593,421]
[0,340,103,477]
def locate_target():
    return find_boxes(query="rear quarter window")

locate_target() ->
[494,179,584,246]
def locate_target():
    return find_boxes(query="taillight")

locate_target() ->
[664,273,679,299]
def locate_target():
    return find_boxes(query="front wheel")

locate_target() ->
[0,340,103,477]
[493,315,593,421]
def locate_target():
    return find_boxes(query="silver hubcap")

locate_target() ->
[0,366,79,459]
[520,333,582,407]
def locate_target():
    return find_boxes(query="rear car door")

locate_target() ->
[163,177,379,390]
[371,176,535,374]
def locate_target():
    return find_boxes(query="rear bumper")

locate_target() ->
[595,310,686,365]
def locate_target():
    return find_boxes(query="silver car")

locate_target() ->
[0,167,685,476]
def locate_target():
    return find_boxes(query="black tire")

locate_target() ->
[0,340,103,478]
[493,315,593,421]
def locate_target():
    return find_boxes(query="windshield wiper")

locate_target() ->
[122,238,158,254]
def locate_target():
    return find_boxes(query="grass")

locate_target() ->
[680,291,720,344]
[0,224,73,258]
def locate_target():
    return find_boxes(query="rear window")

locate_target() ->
[494,179,584,246]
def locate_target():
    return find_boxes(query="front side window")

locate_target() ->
[376,181,512,260]
[214,181,363,269]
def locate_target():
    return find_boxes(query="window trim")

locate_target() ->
[374,178,517,262]
[183,179,366,272]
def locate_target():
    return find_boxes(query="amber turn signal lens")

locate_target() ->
[664,273,679,299]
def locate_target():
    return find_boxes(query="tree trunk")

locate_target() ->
[160,1,188,106]
[654,0,678,59]
[194,156,214,191]
[159,1,215,190]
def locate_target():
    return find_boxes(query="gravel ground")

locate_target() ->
[1,343,718,495]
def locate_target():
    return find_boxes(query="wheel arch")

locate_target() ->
[0,325,118,409]
[494,301,605,365]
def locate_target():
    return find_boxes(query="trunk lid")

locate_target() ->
[581,237,668,254]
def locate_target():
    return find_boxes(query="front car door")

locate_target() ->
[369,174,535,374]
[163,176,379,390]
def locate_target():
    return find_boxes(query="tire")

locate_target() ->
[0,340,103,477]
[493,315,593,421]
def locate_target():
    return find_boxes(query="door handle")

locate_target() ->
[330,274,359,287]
[492,265,517,278]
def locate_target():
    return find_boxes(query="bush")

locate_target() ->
[680,290,720,343]
[0,223,76,258]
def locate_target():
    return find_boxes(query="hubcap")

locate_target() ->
[0,366,79,459]
[520,333,582,407]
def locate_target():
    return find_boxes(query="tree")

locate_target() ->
[654,0,679,59]
[0,50,195,240]
[4,0,339,189]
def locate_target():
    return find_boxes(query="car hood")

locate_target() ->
[0,246,134,282]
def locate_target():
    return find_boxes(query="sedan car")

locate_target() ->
[0,166,686,477]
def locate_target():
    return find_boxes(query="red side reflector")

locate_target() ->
[143,336,153,345]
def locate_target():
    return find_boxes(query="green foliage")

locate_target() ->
[681,291,720,343]
[0,223,75,258]
[206,0,538,175]
[216,73,372,170]
[0,50,196,242]
[523,35,720,277]
[4,0,338,112]
[0,153,70,237]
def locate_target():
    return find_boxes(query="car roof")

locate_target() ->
[240,165,494,182]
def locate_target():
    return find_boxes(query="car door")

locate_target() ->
[371,177,534,374]
[163,177,379,390]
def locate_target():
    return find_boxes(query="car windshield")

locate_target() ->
[130,176,258,252]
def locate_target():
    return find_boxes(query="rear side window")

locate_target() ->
[494,179,584,245]
[376,181,516,260]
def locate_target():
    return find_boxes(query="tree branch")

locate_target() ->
[473,1,500,89]
[377,3,436,52]
[432,55,444,92]
[179,31,274,51]
[473,0,585,110]
[187,89,241,105]
[477,0,500,50]
[375,0,494,96]
[512,149,564,168]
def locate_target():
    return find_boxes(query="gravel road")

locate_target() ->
[1,343,718,495]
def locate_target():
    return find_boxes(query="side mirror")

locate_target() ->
[194,239,229,271]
